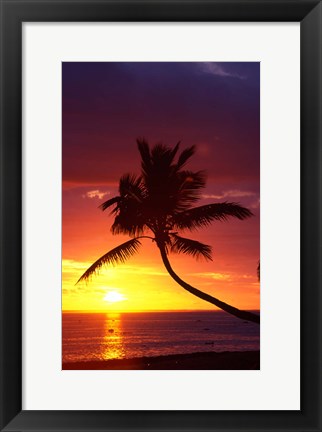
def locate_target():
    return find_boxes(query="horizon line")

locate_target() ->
[62,309,260,314]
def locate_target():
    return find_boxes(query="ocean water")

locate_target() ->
[62,311,260,363]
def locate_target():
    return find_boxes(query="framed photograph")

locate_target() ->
[62,60,260,373]
[0,0,321,431]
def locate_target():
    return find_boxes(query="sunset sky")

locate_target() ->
[62,62,260,312]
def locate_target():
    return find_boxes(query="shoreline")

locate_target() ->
[62,350,260,370]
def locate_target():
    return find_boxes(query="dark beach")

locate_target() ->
[63,350,260,370]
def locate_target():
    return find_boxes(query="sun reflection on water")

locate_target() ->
[102,313,125,360]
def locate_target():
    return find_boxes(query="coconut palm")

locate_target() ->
[77,139,260,324]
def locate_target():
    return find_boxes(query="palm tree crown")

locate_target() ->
[77,139,259,324]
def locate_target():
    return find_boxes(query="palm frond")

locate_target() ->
[119,173,145,201]
[176,170,207,207]
[137,138,151,177]
[76,238,142,284]
[99,196,120,212]
[176,145,195,169]
[170,141,180,161]
[171,202,253,231]
[151,143,179,170]
[111,213,146,236]
[170,234,212,261]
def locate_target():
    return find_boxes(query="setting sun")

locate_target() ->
[103,291,126,303]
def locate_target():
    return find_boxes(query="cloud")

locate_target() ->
[82,189,110,200]
[110,265,168,277]
[63,259,92,271]
[249,198,260,209]
[191,271,258,284]
[202,189,256,200]
[241,274,254,279]
[62,260,168,279]
[191,272,232,281]
[201,63,246,80]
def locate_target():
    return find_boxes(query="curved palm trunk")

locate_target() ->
[158,245,260,324]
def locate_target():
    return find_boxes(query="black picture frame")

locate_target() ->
[0,1,321,431]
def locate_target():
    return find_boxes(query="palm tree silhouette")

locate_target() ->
[77,139,260,324]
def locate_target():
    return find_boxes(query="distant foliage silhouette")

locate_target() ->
[78,139,259,324]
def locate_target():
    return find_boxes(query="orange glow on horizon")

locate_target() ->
[62,249,260,312]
